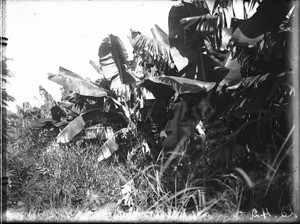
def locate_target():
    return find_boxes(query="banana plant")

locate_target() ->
[47,35,141,162]
[168,1,229,82]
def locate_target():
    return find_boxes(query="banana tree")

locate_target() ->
[170,0,297,213]
[46,63,134,161]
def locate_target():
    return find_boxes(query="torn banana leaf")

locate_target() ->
[56,109,127,143]
[99,35,138,85]
[48,67,107,97]
[98,36,119,80]
[128,29,173,73]
[84,124,114,140]
[56,115,86,143]
[39,85,55,104]
[180,14,219,38]
[97,135,119,162]
[110,34,139,85]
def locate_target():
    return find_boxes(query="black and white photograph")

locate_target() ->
[1,0,299,222]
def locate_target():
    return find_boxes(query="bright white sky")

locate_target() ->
[5,0,179,112]
[5,0,248,112]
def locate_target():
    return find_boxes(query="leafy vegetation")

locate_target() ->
[4,0,298,221]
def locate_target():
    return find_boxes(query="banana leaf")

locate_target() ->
[168,1,209,72]
[140,79,174,101]
[39,85,55,103]
[162,101,190,148]
[168,2,227,82]
[99,35,138,85]
[48,67,107,97]
[97,135,119,162]
[57,115,85,143]
[128,29,172,71]
[110,34,139,85]
[229,0,293,48]
[84,124,114,140]
[56,109,127,143]
[146,75,216,96]
[98,36,119,80]
[89,60,103,75]
[180,14,219,39]
[150,24,169,45]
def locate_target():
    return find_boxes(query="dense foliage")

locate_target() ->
[4,0,297,218]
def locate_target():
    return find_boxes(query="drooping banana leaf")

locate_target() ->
[98,35,138,85]
[97,129,121,162]
[56,115,85,143]
[110,34,139,85]
[56,109,128,143]
[48,67,107,97]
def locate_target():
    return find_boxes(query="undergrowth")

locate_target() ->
[5,105,295,222]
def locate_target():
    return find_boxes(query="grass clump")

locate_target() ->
[6,112,123,214]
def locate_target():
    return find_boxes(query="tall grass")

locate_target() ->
[5,104,295,221]
[7,126,123,213]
